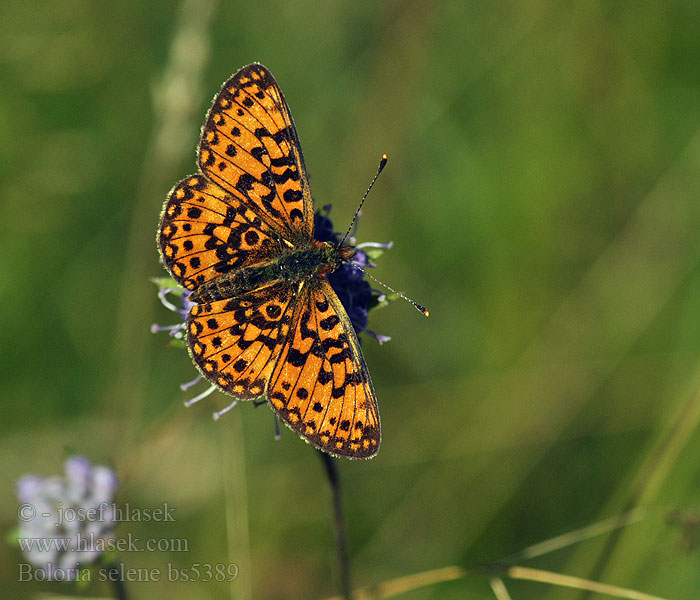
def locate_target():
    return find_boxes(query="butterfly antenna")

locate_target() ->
[345,261,430,317]
[337,154,388,249]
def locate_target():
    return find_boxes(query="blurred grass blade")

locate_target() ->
[489,577,512,600]
[506,566,668,600]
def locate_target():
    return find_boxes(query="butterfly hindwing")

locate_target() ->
[267,281,380,458]
[159,174,281,290]
[199,63,313,238]
[186,283,295,399]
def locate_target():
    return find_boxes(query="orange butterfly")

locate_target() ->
[158,63,381,458]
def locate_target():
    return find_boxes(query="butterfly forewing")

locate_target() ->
[199,63,313,238]
[159,174,281,290]
[267,281,380,458]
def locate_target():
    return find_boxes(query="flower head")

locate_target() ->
[16,456,118,581]
[314,204,392,343]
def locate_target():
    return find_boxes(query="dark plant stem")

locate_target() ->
[318,450,351,600]
[105,562,128,600]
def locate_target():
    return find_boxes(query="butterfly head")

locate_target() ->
[336,242,357,263]
[314,239,356,278]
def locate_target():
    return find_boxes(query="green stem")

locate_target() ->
[318,450,351,600]
[105,562,128,600]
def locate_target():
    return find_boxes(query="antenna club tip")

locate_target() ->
[413,303,429,316]
[382,153,388,160]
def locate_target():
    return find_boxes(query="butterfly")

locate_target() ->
[158,63,381,458]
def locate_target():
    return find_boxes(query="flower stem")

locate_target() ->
[318,450,351,600]
[105,562,128,600]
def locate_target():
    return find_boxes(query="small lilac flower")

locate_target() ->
[15,457,118,581]
[150,282,194,340]
[151,278,217,409]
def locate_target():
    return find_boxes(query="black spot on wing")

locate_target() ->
[286,348,306,367]
[283,189,303,204]
[319,315,340,331]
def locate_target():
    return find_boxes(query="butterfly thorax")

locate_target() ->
[189,239,356,304]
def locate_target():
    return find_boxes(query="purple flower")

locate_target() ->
[314,205,392,344]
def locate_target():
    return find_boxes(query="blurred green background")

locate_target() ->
[3,1,700,598]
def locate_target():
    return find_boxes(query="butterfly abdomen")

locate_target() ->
[190,263,271,303]
[189,241,345,304]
